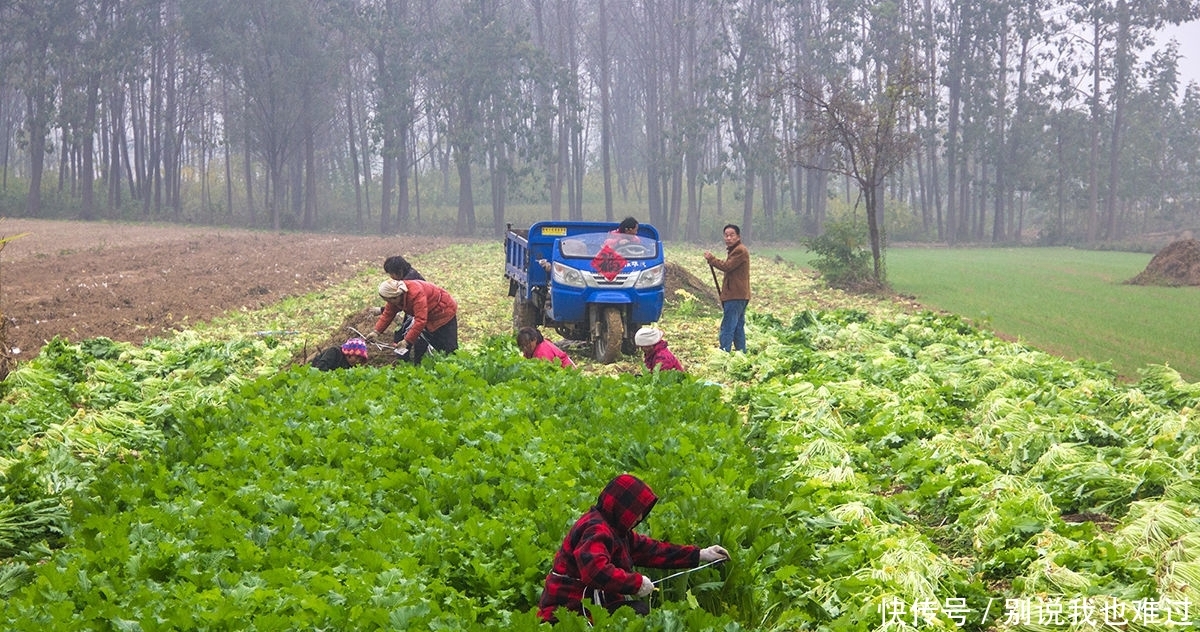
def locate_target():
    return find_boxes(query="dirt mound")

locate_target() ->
[1128,239,1200,286]
[664,261,720,307]
[296,307,403,368]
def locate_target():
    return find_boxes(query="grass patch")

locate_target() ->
[760,245,1200,382]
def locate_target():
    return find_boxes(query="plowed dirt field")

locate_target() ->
[1,218,455,364]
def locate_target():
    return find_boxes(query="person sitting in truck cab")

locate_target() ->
[604,217,639,249]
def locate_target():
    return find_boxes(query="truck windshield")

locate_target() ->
[558,232,658,259]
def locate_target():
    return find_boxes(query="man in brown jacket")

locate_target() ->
[704,224,750,352]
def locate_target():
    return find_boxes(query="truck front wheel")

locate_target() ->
[513,297,539,331]
[593,307,624,363]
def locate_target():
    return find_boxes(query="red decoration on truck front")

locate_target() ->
[590,245,627,281]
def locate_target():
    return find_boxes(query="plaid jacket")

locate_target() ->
[537,474,699,622]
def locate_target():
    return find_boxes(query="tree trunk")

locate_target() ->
[552,111,566,220]
[454,142,476,235]
[490,142,507,237]
[865,176,883,282]
[806,164,827,235]
[397,123,410,233]
[1087,14,1102,242]
[599,0,614,222]
[303,127,317,230]
[81,73,100,221]
[572,122,585,222]
[270,159,283,231]
[381,126,395,234]
[944,5,965,244]
[223,115,232,224]
[24,92,45,217]
[991,11,1009,242]
[1105,0,1131,241]
[164,12,180,221]
[346,86,363,231]
[1003,33,1031,243]
[741,164,756,244]
[360,94,373,222]
[242,92,255,227]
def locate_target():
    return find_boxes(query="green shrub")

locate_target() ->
[803,219,874,289]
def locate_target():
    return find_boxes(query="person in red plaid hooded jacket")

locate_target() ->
[537,473,729,623]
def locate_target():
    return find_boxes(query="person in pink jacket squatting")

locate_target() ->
[634,326,684,373]
[516,326,575,368]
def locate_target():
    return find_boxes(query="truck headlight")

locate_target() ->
[634,264,665,288]
[552,262,587,288]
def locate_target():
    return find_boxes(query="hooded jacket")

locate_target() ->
[537,474,699,622]
[373,279,458,345]
[642,340,684,373]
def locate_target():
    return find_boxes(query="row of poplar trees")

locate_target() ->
[1,0,1198,252]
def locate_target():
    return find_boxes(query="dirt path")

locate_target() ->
[1,218,456,364]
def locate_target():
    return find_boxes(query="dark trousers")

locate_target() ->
[399,315,458,364]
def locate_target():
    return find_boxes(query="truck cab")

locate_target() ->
[505,221,665,363]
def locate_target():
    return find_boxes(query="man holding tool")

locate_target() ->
[537,473,730,623]
[704,223,750,352]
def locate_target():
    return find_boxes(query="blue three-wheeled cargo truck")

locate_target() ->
[504,221,666,363]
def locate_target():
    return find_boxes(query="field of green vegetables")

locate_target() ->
[3,243,1200,630]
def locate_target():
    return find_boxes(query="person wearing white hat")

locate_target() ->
[366,278,458,363]
[633,326,684,372]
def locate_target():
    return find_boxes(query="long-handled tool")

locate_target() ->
[709,263,724,306]
[350,323,434,357]
[644,558,727,616]
[652,558,726,586]
[348,326,398,352]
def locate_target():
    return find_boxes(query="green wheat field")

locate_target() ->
[761,246,1200,382]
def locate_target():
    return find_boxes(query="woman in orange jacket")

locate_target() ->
[367,278,458,363]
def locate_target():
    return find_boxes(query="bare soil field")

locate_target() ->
[0,218,457,365]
